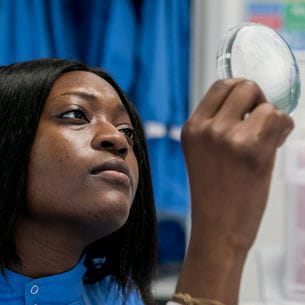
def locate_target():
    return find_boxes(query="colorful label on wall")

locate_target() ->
[284,3,305,30]
[248,1,283,30]
[247,0,305,50]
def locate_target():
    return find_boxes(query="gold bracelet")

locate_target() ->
[172,292,225,305]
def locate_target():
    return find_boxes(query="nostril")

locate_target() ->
[101,141,114,148]
[118,148,128,156]
[101,141,128,156]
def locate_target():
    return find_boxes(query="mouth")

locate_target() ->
[90,160,131,186]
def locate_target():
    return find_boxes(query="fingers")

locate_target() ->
[244,103,294,148]
[193,79,266,121]
[192,79,242,120]
[215,80,267,122]
[186,78,294,151]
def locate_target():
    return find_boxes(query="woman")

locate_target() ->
[0,58,293,305]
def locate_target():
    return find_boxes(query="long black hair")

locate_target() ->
[0,58,157,305]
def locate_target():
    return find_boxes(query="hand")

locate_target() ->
[176,79,294,305]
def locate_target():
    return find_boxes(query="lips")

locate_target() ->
[90,160,131,182]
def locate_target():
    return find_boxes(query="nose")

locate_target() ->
[92,122,129,158]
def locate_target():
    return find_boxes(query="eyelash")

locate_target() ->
[60,110,135,140]
[61,109,89,121]
[119,128,135,140]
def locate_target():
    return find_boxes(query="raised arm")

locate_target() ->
[174,79,294,305]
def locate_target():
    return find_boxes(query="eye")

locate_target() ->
[119,127,135,140]
[60,109,89,122]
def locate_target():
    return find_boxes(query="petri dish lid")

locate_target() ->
[217,22,300,114]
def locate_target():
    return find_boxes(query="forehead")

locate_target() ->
[48,71,124,108]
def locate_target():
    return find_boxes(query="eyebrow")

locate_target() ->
[57,90,128,115]
[59,90,98,101]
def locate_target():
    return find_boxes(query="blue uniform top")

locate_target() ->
[0,258,143,305]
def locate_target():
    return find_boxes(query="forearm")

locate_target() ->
[175,79,294,305]
[175,232,248,305]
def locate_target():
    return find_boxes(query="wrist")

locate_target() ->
[176,240,248,305]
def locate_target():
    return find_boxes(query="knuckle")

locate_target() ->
[210,79,235,93]
[235,79,262,96]
[211,79,229,90]
[262,105,293,129]
[228,133,253,155]
[181,119,193,143]
[182,119,227,146]
[237,79,258,89]
[273,109,294,128]
[181,118,209,143]
[201,124,237,149]
[260,102,278,114]
[228,132,268,171]
[204,123,223,143]
[267,109,282,123]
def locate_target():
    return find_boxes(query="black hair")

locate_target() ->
[0,58,157,305]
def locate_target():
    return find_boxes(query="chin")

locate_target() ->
[80,195,132,238]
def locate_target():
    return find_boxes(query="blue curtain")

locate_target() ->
[135,0,189,216]
[0,0,190,264]
[0,0,77,63]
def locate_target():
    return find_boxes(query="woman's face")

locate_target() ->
[25,71,139,241]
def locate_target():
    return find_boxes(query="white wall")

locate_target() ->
[190,0,305,301]
[190,0,245,110]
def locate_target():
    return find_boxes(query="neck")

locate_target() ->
[9,216,88,278]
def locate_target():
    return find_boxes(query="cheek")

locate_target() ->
[25,132,87,216]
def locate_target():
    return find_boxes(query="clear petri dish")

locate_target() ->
[217,22,300,114]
